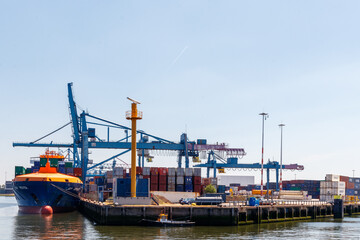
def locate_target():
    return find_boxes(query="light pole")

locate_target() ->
[279,124,285,191]
[353,170,355,178]
[259,112,268,198]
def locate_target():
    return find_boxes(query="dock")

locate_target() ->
[78,200,360,226]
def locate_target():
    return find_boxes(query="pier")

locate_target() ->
[78,200,360,226]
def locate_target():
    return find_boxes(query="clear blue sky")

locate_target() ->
[1,1,360,184]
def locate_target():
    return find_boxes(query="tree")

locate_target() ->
[204,184,217,194]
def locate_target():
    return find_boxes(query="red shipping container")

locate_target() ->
[74,168,82,175]
[348,182,355,189]
[290,180,304,184]
[150,183,158,191]
[202,178,211,185]
[158,167,168,176]
[136,167,143,175]
[143,175,150,179]
[340,175,349,183]
[150,167,159,175]
[193,176,201,185]
[150,175,158,184]
[159,175,167,185]
[158,184,167,191]
[194,185,202,193]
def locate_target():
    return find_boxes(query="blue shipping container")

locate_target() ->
[185,184,193,192]
[176,185,184,192]
[95,178,104,186]
[116,178,149,197]
[184,176,192,184]
[355,183,360,190]
[34,161,40,167]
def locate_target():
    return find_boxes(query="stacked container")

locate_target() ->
[58,162,66,173]
[150,167,159,191]
[176,168,185,191]
[320,174,345,201]
[158,168,168,191]
[193,168,202,193]
[143,167,150,179]
[113,167,124,178]
[168,168,176,191]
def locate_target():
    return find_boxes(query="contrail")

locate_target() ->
[172,46,188,65]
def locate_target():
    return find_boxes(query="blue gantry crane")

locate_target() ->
[194,151,304,191]
[13,83,246,183]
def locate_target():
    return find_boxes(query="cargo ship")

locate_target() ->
[13,150,83,214]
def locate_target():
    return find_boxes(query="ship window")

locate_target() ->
[26,178,29,181]
[65,179,69,182]
[49,179,52,181]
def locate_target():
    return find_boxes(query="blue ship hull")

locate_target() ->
[13,181,82,213]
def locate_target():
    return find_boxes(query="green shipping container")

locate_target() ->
[40,158,47,167]
[25,168,32,174]
[50,158,58,168]
[15,166,25,176]
[65,162,73,168]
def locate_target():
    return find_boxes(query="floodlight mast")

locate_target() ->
[279,123,285,191]
[259,112,268,198]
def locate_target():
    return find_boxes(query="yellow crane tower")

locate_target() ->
[126,97,142,198]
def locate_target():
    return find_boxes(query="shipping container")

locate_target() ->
[159,175,167,185]
[193,176,201,185]
[194,185,202,193]
[168,168,176,176]
[193,168,201,177]
[158,167,168,176]
[176,176,184,185]
[136,167,143,175]
[325,174,340,182]
[176,168,185,176]
[33,161,40,168]
[168,176,176,184]
[15,166,25,176]
[185,184,193,192]
[185,176,193,185]
[40,158,47,167]
[151,174,159,184]
[150,167,159,175]
[65,162,73,168]
[185,168,193,176]
[143,167,150,176]
[202,178,211,186]
[176,185,184,192]
[114,167,123,176]
[158,184,167,191]
[150,183,158,191]
[65,167,74,175]
[50,158,58,168]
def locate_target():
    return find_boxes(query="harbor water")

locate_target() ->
[1,196,360,239]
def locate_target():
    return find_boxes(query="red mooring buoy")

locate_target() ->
[40,205,53,214]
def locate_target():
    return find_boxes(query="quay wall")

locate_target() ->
[78,200,360,226]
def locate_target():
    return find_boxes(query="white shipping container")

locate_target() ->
[176,168,185,176]
[325,181,332,188]
[320,181,326,188]
[217,175,255,186]
[176,176,184,185]
[332,181,346,189]
[143,167,150,176]
[325,174,340,182]
[114,167,123,176]
[168,168,176,176]
[332,188,346,195]
[185,168,193,176]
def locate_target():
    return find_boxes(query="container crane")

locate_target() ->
[194,151,304,191]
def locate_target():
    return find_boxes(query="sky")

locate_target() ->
[1,1,360,185]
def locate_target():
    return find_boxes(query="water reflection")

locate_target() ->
[12,211,85,239]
